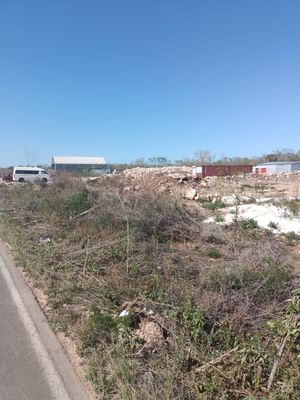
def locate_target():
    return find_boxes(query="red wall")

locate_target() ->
[199,165,253,178]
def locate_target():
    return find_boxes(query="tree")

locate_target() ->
[194,149,215,165]
[132,157,147,167]
[23,148,38,166]
[147,156,171,166]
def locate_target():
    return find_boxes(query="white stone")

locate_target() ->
[185,188,197,200]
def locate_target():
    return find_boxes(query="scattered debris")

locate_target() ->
[39,237,51,245]
[134,318,165,350]
[119,298,167,351]
[119,309,129,317]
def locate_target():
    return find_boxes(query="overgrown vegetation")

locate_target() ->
[0,177,299,400]
[283,199,300,216]
[197,196,226,210]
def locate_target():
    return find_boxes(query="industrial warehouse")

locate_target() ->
[51,156,108,174]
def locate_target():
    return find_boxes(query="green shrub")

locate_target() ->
[214,214,225,223]
[264,228,273,237]
[196,196,206,204]
[204,199,226,210]
[197,196,226,210]
[205,262,291,298]
[179,299,205,340]
[79,307,134,352]
[239,218,259,230]
[284,231,300,245]
[268,221,279,230]
[207,248,222,259]
[284,200,300,216]
[62,192,93,218]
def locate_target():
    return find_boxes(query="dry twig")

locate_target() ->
[69,204,101,220]
[117,190,130,274]
[195,347,239,373]
[267,334,288,392]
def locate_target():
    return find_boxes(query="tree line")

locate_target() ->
[113,148,300,169]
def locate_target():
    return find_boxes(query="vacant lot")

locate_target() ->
[0,173,299,399]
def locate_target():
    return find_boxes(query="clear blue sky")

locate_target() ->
[0,0,299,166]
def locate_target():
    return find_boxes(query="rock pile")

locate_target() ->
[122,166,192,178]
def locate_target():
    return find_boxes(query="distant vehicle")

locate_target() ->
[12,167,52,183]
[2,172,13,182]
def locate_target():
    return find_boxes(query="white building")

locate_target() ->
[253,161,300,174]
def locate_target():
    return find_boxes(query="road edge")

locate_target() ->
[0,240,91,400]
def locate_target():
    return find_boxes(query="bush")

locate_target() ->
[207,248,222,259]
[205,262,291,299]
[79,306,134,352]
[239,218,259,230]
[284,231,300,245]
[284,199,300,216]
[178,298,206,340]
[268,221,279,230]
[204,199,226,210]
[62,191,93,218]
[214,214,225,223]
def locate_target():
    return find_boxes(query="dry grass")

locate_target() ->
[0,176,299,399]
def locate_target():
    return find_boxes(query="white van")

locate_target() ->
[13,167,51,183]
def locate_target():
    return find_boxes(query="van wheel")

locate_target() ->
[41,178,48,183]
[18,178,25,183]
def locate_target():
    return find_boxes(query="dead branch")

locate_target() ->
[267,334,288,392]
[69,204,101,220]
[83,237,89,273]
[117,190,130,274]
[71,238,125,256]
[195,347,239,373]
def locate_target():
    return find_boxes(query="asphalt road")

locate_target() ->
[0,242,90,400]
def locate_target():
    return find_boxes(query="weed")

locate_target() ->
[214,214,225,223]
[254,184,268,194]
[283,199,300,216]
[284,231,299,245]
[207,248,222,259]
[240,184,252,193]
[205,262,291,299]
[204,199,226,210]
[239,218,259,230]
[79,306,134,353]
[196,196,206,204]
[264,228,273,237]
[62,191,93,218]
[268,221,279,230]
[178,298,205,340]
[197,196,226,210]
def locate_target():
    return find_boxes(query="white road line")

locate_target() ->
[0,256,71,400]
